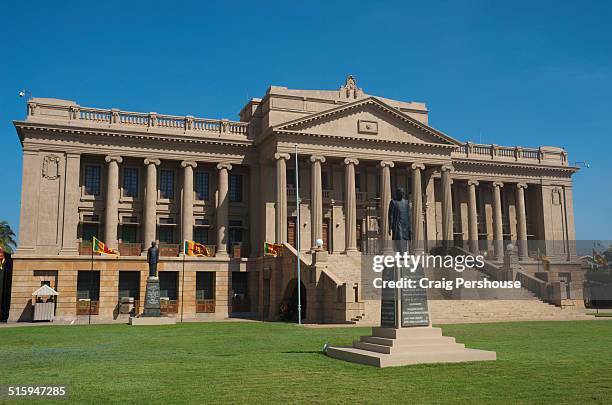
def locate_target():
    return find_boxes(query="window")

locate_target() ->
[194,228,209,245]
[159,227,174,244]
[229,220,243,247]
[195,172,210,201]
[77,271,100,300]
[121,225,137,243]
[355,173,361,192]
[229,174,243,202]
[123,168,139,198]
[82,224,98,241]
[196,272,215,300]
[160,170,175,199]
[84,165,101,196]
[322,171,330,190]
[287,169,296,188]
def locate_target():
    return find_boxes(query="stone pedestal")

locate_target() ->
[143,276,161,317]
[327,327,496,368]
[130,276,177,326]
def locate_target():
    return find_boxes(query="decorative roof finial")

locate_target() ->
[340,75,361,99]
[345,75,357,90]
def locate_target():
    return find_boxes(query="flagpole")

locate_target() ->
[295,143,301,325]
[89,237,94,325]
[180,241,186,323]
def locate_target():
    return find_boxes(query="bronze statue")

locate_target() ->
[388,187,411,252]
[147,241,159,277]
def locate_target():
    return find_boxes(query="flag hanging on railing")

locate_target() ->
[184,240,213,257]
[593,249,607,267]
[264,242,283,257]
[92,237,119,256]
[537,249,550,264]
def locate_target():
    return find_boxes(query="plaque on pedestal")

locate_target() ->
[143,276,161,317]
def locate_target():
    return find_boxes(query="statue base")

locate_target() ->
[142,276,161,317]
[129,316,176,326]
[326,326,496,368]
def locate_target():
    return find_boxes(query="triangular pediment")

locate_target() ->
[273,97,461,146]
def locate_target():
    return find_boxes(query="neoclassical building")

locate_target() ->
[8,77,581,323]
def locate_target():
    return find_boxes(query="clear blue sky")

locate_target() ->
[1,0,610,240]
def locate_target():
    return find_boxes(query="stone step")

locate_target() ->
[361,335,457,347]
[372,326,442,339]
[354,340,465,354]
[327,346,496,368]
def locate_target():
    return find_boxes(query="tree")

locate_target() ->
[0,221,17,254]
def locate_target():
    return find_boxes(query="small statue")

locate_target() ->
[346,74,357,90]
[147,241,159,277]
[388,187,411,252]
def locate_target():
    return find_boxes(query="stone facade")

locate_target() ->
[9,76,581,323]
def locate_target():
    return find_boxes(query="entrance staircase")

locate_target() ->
[322,251,591,325]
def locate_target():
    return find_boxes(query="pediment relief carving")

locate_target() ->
[274,97,460,146]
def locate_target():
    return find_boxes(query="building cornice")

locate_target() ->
[14,121,253,149]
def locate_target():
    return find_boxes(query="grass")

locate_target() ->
[0,321,611,404]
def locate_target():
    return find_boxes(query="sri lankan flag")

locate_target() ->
[92,237,119,256]
[264,242,283,257]
[537,249,550,264]
[184,240,212,257]
[593,249,607,266]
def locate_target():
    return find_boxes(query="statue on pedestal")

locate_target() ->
[143,241,161,317]
[381,187,429,328]
[147,241,159,277]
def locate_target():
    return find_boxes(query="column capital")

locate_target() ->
[467,180,479,186]
[343,157,359,166]
[440,164,454,172]
[105,155,123,164]
[274,152,291,161]
[411,162,425,171]
[181,160,198,169]
[216,163,233,171]
[310,155,326,163]
[144,158,161,166]
[378,160,394,168]
[492,181,504,188]
[516,182,528,189]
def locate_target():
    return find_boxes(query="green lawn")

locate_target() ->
[0,321,611,404]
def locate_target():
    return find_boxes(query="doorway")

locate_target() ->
[280,279,306,322]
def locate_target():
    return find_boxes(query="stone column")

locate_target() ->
[60,153,81,255]
[441,164,454,247]
[467,180,479,254]
[181,161,197,244]
[249,163,261,257]
[310,155,326,249]
[216,163,232,256]
[274,153,290,244]
[379,161,394,244]
[515,183,528,260]
[104,155,122,250]
[344,158,359,253]
[143,158,161,251]
[411,163,425,253]
[492,181,504,260]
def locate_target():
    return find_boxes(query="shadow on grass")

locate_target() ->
[281,350,325,355]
